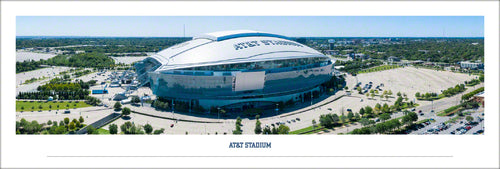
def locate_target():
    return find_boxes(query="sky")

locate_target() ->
[16,16,484,37]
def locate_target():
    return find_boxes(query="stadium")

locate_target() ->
[134,30,335,111]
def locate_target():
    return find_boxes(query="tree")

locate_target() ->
[366,93,370,98]
[359,108,365,116]
[69,121,76,130]
[466,116,474,122]
[319,114,333,128]
[79,116,84,123]
[122,107,131,116]
[354,113,361,120]
[347,112,354,121]
[359,118,370,127]
[114,101,122,110]
[312,119,317,130]
[75,121,81,128]
[153,128,165,135]
[397,92,402,97]
[21,106,24,112]
[120,121,133,134]
[380,113,391,122]
[415,92,420,98]
[144,123,153,134]
[49,105,52,110]
[86,125,96,134]
[382,103,390,114]
[262,126,271,135]
[38,105,43,110]
[233,125,242,135]
[277,124,290,134]
[357,87,362,94]
[371,93,375,99]
[388,90,393,96]
[47,120,52,125]
[64,118,70,125]
[109,124,118,134]
[254,119,262,134]
[364,106,373,115]
[233,118,243,134]
[55,126,67,134]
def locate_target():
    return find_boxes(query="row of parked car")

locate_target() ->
[267,117,301,127]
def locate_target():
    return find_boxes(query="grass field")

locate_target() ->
[16,100,92,112]
[358,65,400,74]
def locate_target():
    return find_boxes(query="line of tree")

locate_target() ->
[16,90,90,100]
[262,124,290,134]
[16,37,191,52]
[16,117,86,134]
[337,59,384,75]
[351,112,418,134]
[16,60,43,73]
[461,87,484,101]
[41,52,115,68]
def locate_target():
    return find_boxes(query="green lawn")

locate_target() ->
[289,125,324,134]
[16,100,92,112]
[96,128,110,134]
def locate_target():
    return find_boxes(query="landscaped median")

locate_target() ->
[16,100,92,112]
[437,105,463,116]
[289,125,325,135]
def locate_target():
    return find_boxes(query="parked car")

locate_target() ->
[296,118,300,121]
[411,108,416,111]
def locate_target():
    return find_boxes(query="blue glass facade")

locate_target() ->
[139,57,333,108]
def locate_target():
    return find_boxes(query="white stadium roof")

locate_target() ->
[149,30,326,71]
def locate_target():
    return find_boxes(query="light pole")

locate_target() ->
[217,107,220,122]
[275,103,279,116]
[172,99,176,123]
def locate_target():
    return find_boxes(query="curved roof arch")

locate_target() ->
[148,30,327,71]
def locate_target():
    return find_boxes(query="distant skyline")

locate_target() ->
[17,16,484,37]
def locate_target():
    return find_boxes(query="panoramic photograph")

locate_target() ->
[15,16,484,135]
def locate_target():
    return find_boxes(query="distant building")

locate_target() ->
[328,39,336,50]
[348,53,369,60]
[388,56,400,62]
[473,91,484,107]
[460,61,484,70]
[324,50,340,56]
